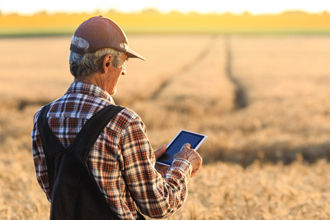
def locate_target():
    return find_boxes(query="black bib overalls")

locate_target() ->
[37,104,145,220]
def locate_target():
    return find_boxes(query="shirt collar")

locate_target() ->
[65,81,115,103]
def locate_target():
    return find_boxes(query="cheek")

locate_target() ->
[110,72,121,93]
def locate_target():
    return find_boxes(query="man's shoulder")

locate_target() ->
[33,108,42,123]
[109,106,144,130]
[32,104,48,125]
[31,100,144,133]
[32,98,61,125]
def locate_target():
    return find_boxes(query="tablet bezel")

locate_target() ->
[156,129,207,167]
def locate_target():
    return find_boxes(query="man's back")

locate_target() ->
[32,81,193,219]
[37,104,123,220]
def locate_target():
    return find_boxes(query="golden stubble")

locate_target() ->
[0,35,329,219]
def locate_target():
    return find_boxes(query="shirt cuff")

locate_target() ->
[171,159,193,178]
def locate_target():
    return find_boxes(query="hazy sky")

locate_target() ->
[1,0,330,14]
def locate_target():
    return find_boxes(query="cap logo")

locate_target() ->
[71,36,90,50]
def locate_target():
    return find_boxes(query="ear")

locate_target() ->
[102,54,113,73]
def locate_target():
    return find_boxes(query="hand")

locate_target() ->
[173,143,202,177]
[154,144,169,177]
[154,144,167,159]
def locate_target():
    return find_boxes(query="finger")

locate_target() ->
[158,144,167,158]
[183,143,191,148]
[154,144,167,159]
[180,143,191,152]
[161,144,167,152]
[181,143,192,154]
[191,170,196,178]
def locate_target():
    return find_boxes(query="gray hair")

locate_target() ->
[69,36,123,78]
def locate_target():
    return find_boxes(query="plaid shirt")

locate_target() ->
[32,81,192,219]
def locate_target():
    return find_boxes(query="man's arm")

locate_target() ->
[120,117,192,218]
[31,111,51,201]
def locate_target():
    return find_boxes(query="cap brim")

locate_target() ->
[126,48,145,61]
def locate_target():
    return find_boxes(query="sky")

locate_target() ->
[1,0,330,15]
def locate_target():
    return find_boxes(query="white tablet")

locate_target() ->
[156,130,207,167]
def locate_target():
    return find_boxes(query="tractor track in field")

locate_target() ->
[225,36,248,110]
[130,35,249,112]
[116,35,218,106]
[150,35,218,100]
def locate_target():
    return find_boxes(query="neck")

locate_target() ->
[75,72,105,90]
[75,71,116,96]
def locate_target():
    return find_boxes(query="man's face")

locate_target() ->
[107,53,128,96]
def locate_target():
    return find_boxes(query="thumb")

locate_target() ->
[182,143,191,150]
[154,144,167,159]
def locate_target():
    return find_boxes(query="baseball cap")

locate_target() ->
[70,16,145,60]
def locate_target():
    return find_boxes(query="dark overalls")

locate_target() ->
[37,104,145,220]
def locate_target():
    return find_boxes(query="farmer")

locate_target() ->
[32,16,202,220]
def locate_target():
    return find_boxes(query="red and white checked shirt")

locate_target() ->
[32,81,192,219]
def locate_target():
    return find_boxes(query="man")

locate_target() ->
[32,16,202,219]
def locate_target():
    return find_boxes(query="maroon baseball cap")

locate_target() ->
[70,16,145,60]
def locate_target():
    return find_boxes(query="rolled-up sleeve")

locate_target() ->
[120,117,192,218]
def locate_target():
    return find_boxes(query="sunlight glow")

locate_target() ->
[1,0,330,15]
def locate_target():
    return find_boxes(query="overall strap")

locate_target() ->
[71,105,124,162]
[37,104,124,158]
[37,104,65,155]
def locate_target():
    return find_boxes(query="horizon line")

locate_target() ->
[1,8,330,16]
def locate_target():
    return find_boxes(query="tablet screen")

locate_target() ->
[157,130,206,166]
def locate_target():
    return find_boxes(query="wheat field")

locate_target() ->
[0,35,329,219]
